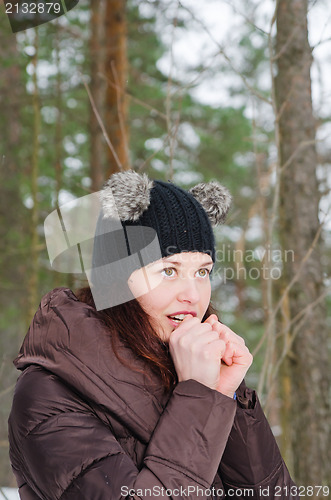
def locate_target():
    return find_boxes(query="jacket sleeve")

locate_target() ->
[62,380,236,500]
[218,382,299,499]
[10,368,237,500]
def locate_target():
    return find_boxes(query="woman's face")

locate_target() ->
[128,252,213,340]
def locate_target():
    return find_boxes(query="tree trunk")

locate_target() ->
[90,0,107,190]
[275,0,330,489]
[0,20,26,486]
[26,29,41,324]
[53,22,65,289]
[104,0,130,175]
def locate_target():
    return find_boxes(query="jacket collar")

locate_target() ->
[14,287,172,443]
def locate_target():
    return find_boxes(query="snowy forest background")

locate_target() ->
[0,0,330,494]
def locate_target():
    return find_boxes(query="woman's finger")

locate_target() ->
[211,321,246,346]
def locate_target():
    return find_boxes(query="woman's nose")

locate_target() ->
[176,278,200,304]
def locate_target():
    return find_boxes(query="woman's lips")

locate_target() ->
[167,316,182,328]
[166,312,197,329]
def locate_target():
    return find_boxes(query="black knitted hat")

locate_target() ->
[90,170,231,307]
[100,169,231,259]
[126,180,217,259]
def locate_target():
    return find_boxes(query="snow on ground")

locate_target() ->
[0,488,19,500]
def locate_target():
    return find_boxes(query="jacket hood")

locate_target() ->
[14,287,170,443]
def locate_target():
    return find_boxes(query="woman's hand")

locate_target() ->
[205,314,253,398]
[169,315,227,391]
[169,314,253,398]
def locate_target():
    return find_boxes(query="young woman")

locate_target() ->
[8,170,298,499]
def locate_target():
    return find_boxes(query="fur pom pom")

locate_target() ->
[100,170,154,221]
[189,181,232,225]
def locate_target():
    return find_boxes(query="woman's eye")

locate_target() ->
[197,268,210,278]
[161,267,176,277]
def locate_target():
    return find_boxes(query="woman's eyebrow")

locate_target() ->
[162,260,213,267]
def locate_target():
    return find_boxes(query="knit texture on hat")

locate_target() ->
[124,180,215,261]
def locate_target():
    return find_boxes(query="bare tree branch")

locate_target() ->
[81,74,123,171]
[178,1,273,105]
[255,216,326,395]
[264,284,331,412]
[99,72,168,121]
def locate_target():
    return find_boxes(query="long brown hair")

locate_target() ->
[75,286,218,392]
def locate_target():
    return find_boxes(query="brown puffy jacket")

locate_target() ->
[8,288,298,499]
